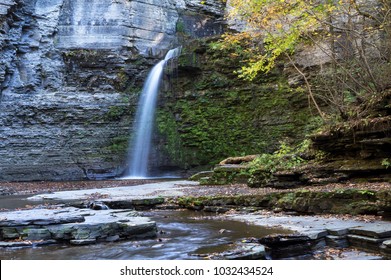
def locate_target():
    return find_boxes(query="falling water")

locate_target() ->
[124,47,181,178]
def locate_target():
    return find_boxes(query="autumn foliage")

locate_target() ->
[224,0,391,121]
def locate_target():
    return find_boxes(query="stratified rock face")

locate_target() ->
[0,1,14,17]
[0,0,226,181]
[56,0,178,55]
[0,207,157,245]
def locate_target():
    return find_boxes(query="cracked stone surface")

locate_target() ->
[28,180,198,203]
[0,207,157,246]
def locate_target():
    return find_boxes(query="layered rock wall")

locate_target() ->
[0,0,225,181]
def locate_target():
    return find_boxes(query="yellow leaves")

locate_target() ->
[227,0,390,82]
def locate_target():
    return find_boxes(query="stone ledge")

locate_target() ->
[0,207,157,246]
[349,224,391,238]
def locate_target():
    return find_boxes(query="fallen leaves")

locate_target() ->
[0,179,160,196]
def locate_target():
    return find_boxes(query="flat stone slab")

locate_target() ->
[228,213,391,240]
[0,207,85,227]
[222,243,266,260]
[193,243,266,260]
[0,207,157,246]
[214,164,249,172]
[0,240,58,248]
[28,181,198,205]
[348,224,391,238]
[347,234,386,245]
[228,213,391,257]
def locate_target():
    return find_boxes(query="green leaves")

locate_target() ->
[248,139,310,174]
[227,0,333,80]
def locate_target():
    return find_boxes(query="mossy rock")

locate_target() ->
[200,171,249,185]
[173,188,391,216]
[156,37,316,170]
[247,170,273,188]
[189,171,214,181]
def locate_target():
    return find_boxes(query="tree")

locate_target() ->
[225,0,391,122]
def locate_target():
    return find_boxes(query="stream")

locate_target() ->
[1,188,388,260]
[0,195,289,260]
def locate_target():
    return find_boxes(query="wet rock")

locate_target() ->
[325,235,349,248]
[327,228,349,236]
[0,207,157,246]
[30,181,197,211]
[29,181,195,202]
[70,239,96,246]
[259,235,311,248]
[205,243,266,260]
[106,235,120,242]
[22,228,52,241]
[306,230,329,240]
[380,240,391,257]
[349,224,391,238]
[0,208,86,227]
[347,235,388,252]
[259,235,315,259]
[100,197,166,210]
[383,240,391,248]
[224,244,266,260]
[1,227,20,239]
[0,240,58,248]
[228,212,391,257]
[88,201,110,210]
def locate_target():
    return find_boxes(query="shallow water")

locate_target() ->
[0,209,290,260]
[0,194,51,210]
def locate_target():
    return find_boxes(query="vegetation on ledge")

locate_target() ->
[174,187,391,216]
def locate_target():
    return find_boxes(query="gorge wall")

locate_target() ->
[0,0,333,181]
[0,0,226,181]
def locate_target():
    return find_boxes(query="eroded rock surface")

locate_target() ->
[0,0,226,181]
[0,207,157,246]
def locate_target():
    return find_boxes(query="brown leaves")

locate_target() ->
[0,179,159,196]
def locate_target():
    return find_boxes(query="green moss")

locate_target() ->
[63,49,100,59]
[176,20,185,33]
[104,136,129,154]
[173,188,391,216]
[156,37,320,169]
[156,110,193,169]
[276,192,297,207]
[104,105,129,121]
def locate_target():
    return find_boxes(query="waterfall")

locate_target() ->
[124,47,181,179]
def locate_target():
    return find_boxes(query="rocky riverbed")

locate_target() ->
[0,180,390,259]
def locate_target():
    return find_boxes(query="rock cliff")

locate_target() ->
[0,0,226,181]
